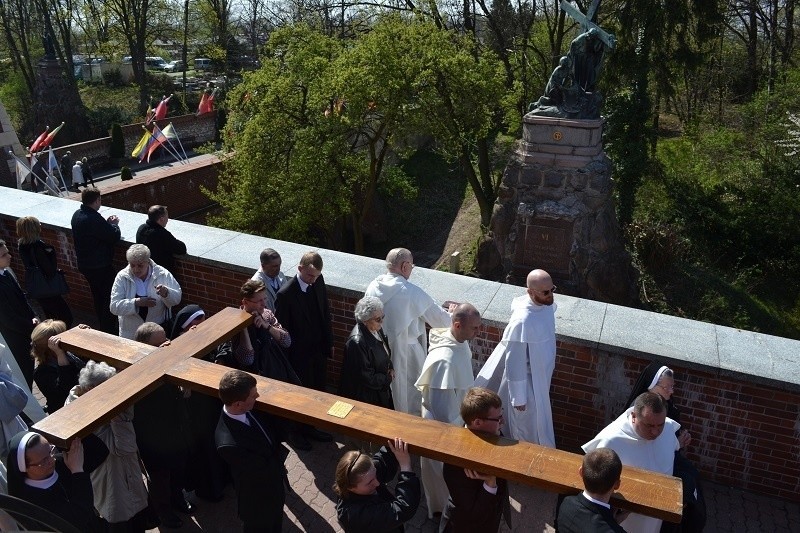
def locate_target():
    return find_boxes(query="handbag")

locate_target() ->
[25,267,69,299]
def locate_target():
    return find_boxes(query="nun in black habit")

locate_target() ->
[6,431,107,532]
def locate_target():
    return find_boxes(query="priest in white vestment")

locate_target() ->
[365,248,453,415]
[582,392,680,533]
[474,269,557,447]
[414,304,482,517]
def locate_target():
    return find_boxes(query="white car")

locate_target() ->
[164,60,186,73]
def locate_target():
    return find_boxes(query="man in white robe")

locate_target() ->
[474,269,557,446]
[582,392,680,533]
[414,303,482,517]
[365,248,453,415]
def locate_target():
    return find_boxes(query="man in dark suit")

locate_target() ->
[441,387,511,533]
[556,448,628,533]
[274,251,333,449]
[0,240,37,386]
[70,188,120,333]
[215,370,289,533]
[136,205,186,277]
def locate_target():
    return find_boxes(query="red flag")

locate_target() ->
[29,127,50,153]
[153,94,172,122]
[196,92,208,115]
[39,122,64,150]
[145,124,169,162]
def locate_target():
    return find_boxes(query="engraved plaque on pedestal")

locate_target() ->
[512,218,573,278]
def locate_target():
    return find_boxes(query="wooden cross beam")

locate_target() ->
[32,308,682,523]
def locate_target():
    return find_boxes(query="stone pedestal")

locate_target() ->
[32,58,89,146]
[479,114,638,305]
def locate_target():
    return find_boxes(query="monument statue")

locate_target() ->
[480,0,638,305]
[42,32,57,60]
[529,0,616,120]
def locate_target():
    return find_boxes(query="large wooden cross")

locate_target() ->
[33,307,682,522]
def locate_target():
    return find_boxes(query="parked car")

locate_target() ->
[145,56,167,70]
[164,60,186,73]
[194,58,211,71]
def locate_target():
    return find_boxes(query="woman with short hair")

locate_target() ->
[338,296,394,410]
[66,360,150,531]
[110,244,182,339]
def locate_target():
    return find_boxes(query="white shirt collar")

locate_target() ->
[297,275,310,293]
[223,405,249,425]
[582,491,611,509]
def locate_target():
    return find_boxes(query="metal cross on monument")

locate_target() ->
[33,307,682,522]
[560,0,617,49]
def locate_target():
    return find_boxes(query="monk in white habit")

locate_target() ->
[414,303,482,517]
[474,269,557,447]
[365,248,454,415]
[582,392,680,533]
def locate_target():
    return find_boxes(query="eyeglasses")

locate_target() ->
[533,285,557,296]
[371,315,385,323]
[656,382,675,392]
[479,409,504,423]
[27,444,57,468]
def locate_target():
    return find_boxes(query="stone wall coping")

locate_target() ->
[3,187,799,392]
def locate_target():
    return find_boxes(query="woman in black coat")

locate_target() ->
[16,216,73,327]
[334,437,420,533]
[338,296,394,410]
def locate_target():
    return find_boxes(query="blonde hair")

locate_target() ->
[16,216,42,245]
[30,319,67,364]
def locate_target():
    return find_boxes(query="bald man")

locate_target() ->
[415,303,482,517]
[364,248,454,415]
[474,269,557,446]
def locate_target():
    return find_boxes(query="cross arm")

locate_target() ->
[166,359,682,522]
[32,307,253,446]
[560,0,617,49]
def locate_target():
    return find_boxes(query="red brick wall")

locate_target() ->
[1,216,798,503]
[96,157,221,217]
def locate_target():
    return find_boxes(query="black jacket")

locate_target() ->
[135,220,186,273]
[336,446,421,533]
[339,323,394,409]
[215,411,289,527]
[556,494,627,533]
[70,204,121,270]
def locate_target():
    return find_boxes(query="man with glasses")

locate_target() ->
[415,303,482,518]
[365,247,455,416]
[441,387,511,532]
[475,269,557,447]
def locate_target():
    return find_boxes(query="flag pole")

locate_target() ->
[168,122,189,161]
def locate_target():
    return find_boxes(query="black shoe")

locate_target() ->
[159,511,183,529]
[172,498,196,514]
[289,433,312,451]
[303,427,333,442]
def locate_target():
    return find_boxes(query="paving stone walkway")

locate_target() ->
[141,433,800,533]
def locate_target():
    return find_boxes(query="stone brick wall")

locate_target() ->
[95,156,221,217]
[0,213,797,504]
